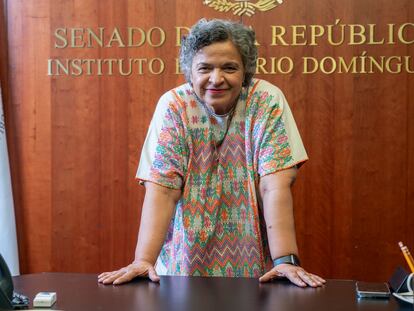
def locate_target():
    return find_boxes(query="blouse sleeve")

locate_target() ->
[256,83,308,176]
[136,92,188,189]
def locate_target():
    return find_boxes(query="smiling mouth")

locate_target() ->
[206,89,228,94]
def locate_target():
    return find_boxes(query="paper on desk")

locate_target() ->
[393,292,413,304]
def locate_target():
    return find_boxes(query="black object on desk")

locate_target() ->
[0,253,29,310]
[389,266,412,293]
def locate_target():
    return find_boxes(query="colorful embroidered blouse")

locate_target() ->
[136,79,307,277]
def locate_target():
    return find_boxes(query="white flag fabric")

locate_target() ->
[0,85,20,275]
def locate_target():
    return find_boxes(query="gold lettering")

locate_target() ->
[128,27,146,47]
[359,51,367,74]
[387,24,396,44]
[367,56,384,73]
[96,59,103,75]
[404,56,414,73]
[148,58,165,74]
[104,59,117,75]
[119,59,133,76]
[54,28,68,48]
[320,57,337,74]
[56,59,69,75]
[106,28,126,47]
[175,58,182,74]
[385,56,402,73]
[398,23,414,44]
[349,24,366,45]
[175,27,190,46]
[367,24,385,45]
[291,25,307,46]
[86,27,104,48]
[71,59,83,76]
[272,57,294,74]
[83,59,95,75]
[327,19,345,46]
[70,28,85,48]
[337,57,357,73]
[147,27,166,47]
[302,57,318,74]
[309,25,325,46]
[47,59,53,75]
[134,58,147,74]
[270,57,277,74]
[256,57,268,74]
[271,26,288,46]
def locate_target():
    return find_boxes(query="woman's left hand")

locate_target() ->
[259,264,326,287]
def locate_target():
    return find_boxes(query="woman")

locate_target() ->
[98,19,325,287]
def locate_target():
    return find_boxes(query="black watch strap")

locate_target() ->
[273,254,301,267]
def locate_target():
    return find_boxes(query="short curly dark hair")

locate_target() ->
[180,19,257,87]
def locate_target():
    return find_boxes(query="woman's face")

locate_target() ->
[190,40,245,115]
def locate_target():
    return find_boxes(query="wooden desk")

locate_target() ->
[13,273,411,311]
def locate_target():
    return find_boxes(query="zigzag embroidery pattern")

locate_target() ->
[151,80,296,277]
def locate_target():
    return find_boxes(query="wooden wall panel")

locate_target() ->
[3,0,414,282]
[5,0,53,273]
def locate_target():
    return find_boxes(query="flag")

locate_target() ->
[0,85,20,275]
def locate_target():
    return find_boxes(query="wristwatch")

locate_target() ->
[273,254,301,267]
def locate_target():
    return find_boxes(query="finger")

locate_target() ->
[259,270,281,283]
[98,270,120,281]
[102,270,127,284]
[297,270,324,287]
[285,270,306,287]
[100,274,120,284]
[310,274,326,284]
[308,274,325,286]
[307,274,326,286]
[98,272,112,280]
[98,271,117,283]
[298,270,318,287]
[113,269,144,285]
[148,266,160,283]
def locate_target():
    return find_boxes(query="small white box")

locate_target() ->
[33,292,57,308]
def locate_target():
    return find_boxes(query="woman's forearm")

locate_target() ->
[259,168,299,259]
[134,182,181,264]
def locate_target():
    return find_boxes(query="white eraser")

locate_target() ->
[33,292,57,308]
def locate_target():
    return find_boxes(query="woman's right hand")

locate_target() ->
[98,183,179,286]
[98,260,160,285]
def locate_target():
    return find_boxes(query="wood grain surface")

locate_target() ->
[2,0,413,281]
